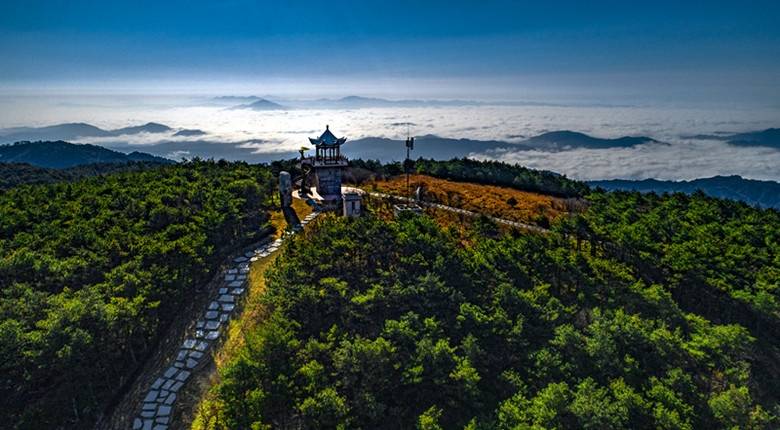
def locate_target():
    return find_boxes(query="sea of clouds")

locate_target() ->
[1,95,778,181]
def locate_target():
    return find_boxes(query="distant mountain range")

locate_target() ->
[305,96,484,109]
[230,98,287,111]
[210,95,285,105]
[348,131,659,161]
[173,129,207,137]
[0,121,662,163]
[725,129,780,149]
[521,131,659,150]
[0,122,202,144]
[216,95,622,109]
[348,135,511,161]
[212,95,267,103]
[590,176,780,209]
[0,127,659,169]
[2,138,778,210]
[291,96,565,109]
[0,141,172,168]
[686,128,780,149]
[106,139,299,164]
[110,122,171,135]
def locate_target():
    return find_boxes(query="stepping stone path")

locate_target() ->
[132,211,319,429]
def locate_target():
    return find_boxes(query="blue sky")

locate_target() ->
[1,0,779,104]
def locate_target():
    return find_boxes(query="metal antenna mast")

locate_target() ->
[405,125,414,200]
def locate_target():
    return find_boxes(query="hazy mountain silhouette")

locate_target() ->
[0,122,175,143]
[317,96,413,108]
[230,98,287,111]
[111,122,172,135]
[0,123,111,142]
[347,135,516,161]
[590,175,780,209]
[283,96,617,109]
[303,96,494,109]
[684,128,780,149]
[347,131,658,161]
[523,131,659,150]
[727,128,780,149]
[107,139,299,163]
[211,95,629,109]
[173,129,207,137]
[0,141,172,168]
[212,95,264,103]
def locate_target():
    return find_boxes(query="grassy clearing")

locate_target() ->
[366,174,577,226]
[268,197,314,238]
[291,197,314,219]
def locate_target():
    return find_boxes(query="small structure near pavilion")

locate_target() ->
[342,189,362,217]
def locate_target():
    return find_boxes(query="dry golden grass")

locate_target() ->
[268,197,314,238]
[212,253,278,367]
[191,251,279,430]
[367,174,571,225]
[291,197,314,219]
[214,197,314,365]
[193,201,315,428]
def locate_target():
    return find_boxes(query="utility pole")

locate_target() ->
[405,135,414,200]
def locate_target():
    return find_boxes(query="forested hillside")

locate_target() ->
[0,160,274,429]
[0,140,171,168]
[589,176,780,209]
[197,190,779,429]
[413,158,589,198]
[0,161,167,190]
[349,157,589,198]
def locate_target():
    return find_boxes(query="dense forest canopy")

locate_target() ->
[1,154,777,429]
[413,158,589,198]
[349,158,590,198]
[0,140,171,168]
[199,188,779,429]
[0,160,274,428]
[0,161,168,190]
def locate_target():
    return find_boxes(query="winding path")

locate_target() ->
[130,211,320,430]
[129,192,543,429]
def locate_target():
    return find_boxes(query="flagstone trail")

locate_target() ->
[131,211,319,430]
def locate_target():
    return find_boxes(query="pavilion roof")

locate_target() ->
[309,125,347,146]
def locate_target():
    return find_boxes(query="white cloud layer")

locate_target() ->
[473,141,780,181]
[1,95,778,181]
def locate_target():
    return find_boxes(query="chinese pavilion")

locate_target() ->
[301,125,349,208]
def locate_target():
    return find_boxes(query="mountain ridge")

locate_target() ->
[524,130,659,150]
[229,95,630,109]
[230,98,287,111]
[685,128,780,149]
[347,131,660,161]
[0,140,173,168]
[589,175,780,209]
[0,122,177,143]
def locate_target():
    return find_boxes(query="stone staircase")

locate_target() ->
[131,211,320,430]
